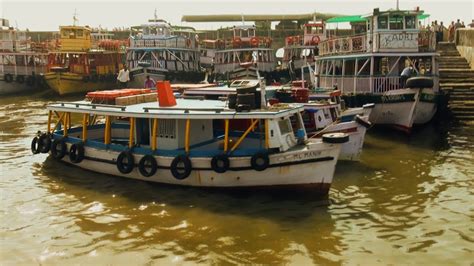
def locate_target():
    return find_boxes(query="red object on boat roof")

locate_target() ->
[330,90,342,97]
[156,81,177,107]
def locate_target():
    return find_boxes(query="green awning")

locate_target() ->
[327,15,367,23]
[418,14,430,20]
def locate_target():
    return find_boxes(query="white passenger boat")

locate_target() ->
[182,79,373,161]
[0,18,48,95]
[31,83,348,195]
[315,8,439,133]
[200,25,276,80]
[127,14,203,87]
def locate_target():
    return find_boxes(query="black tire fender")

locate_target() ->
[116,150,135,174]
[251,152,270,171]
[211,154,230,173]
[4,73,13,83]
[51,138,67,160]
[69,142,85,163]
[38,133,52,153]
[138,154,157,177]
[405,77,434,89]
[322,133,349,144]
[170,155,192,180]
[355,115,372,129]
[31,136,40,154]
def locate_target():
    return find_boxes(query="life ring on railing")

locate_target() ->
[233,37,242,48]
[355,115,372,129]
[117,150,135,174]
[312,36,321,45]
[250,152,269,171]
[16,75,25,84]
[51,138,67,160]
[211,154,230,173]
[138,154,157,177]
[186,38,192,48]
[170,155,192,180]
[31,136,41,154]
[250,37,259,47]
[4,73,13,83]
[69,142,85,163]
[287,36,293,45]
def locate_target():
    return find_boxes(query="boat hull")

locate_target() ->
[0,77,45,95]
[51,138,342,194]
[44,72,118,95]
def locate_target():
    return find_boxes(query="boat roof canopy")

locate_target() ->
[327,10,428,23]
[47,99,304,119]
[327,15,367,23]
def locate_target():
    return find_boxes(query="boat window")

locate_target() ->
[278,118,292,135]
[76,30,83,37]
[62,29,70,38]
[377,16,388,30]
[389,15,404,30]
[241,29,249,38]
[405,15,416,29]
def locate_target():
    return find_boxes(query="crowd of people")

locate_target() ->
[421,19,469,43]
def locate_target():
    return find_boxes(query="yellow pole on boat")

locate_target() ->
[151,118,158,151]
[47,110,52,133]
[129,117,135,148]
[104,116,111,145]
[230,119,259,152]
[82,113,88,141]
[224,119,229,152]
[63,112,69,137]
[185,119,191,154]
[265,119,269,149]
[51,112,65,134]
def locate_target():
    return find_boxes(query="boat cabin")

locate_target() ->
[59,25,92,52]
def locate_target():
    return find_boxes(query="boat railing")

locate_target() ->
[57,102,127,111]
[212,37,272,50]
[320,75,401,94]
[319,31,437,56]
[319,34,367,56]
[143,106,225,113]
[130,36,196,49]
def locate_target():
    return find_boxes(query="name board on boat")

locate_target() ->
[379,32,418,50]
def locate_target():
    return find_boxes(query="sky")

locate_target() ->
[1,0,473,31]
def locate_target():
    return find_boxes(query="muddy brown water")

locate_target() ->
[1,92,473,264]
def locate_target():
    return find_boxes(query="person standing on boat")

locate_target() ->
[144,75,156,89]
[117,65,130,88]
[289,56,296,81]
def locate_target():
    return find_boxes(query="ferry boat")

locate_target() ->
[0,18,48,95]
[200,25,276,80]
[282,21,327,72]
[43,20,125,95]
[182,79,373,161]
[315,8,438,133]
[127,16,203,87]
[30,82,349,194]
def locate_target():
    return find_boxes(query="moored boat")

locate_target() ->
[0,18,48,95]
[314,8,439,133]
[43,20,125,95]
[30,82,348,195]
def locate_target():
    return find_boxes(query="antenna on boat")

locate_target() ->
[396,0,399,10]
[154,8,158,21]
[73,9,79,26]
[241,14,245,25]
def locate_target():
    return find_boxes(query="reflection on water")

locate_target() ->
[0,92,473,264]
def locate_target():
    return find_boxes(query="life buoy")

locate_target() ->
[250,37,259,47]
[16,75,25,84]
[211,154,230,173]
[38,133,52,153]
[186,39,192,48]
[26,76,35,86]
[51,138,67,160]
[116,150,135,174]
[287,36,293,45]
[4,73,13,83]
[355,115,372,129]
[138,154,157,177]
[233,37,242,48]
[31,136,40,154]
[170,155,192,180]
[312,36,321,45]
[322,133,349,144]
[69,142,85,163]
[250,152,269,171]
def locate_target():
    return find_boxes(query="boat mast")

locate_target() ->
[73,9,79,26]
